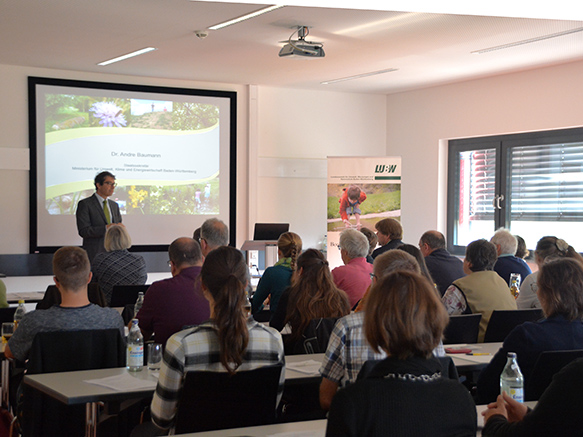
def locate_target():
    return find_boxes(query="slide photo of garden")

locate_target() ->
[43,93,221,216]
[327,183,401,232]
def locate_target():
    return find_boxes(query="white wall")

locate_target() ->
[0,64,249,254]
[252,86,387,249]
[387,60,583,245]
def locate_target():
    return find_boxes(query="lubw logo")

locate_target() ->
[375,164,397,173]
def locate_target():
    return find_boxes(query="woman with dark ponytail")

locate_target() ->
[271,249,350,344]
[251,232,302,321]
[150,246,285,431]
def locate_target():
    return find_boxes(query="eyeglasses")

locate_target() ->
[103,181,117,187]
[369,273,377,281]
[167,260,172,267]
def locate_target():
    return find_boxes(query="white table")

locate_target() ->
[447,342,502,372]
[178,402,539,436]
[23,354,324,437]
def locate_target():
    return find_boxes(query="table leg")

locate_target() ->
[85,402,98,437]
[1,359,9,411]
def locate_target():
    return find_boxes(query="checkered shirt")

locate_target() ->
[319,312,446,387]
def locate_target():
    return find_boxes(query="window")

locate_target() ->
[447,127,583,254]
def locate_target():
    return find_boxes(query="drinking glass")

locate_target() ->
[147,343,162,371]
[2,322,14,344]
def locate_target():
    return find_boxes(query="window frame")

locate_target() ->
[447,127,583,255]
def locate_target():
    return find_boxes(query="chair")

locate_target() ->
[22,329,126,437]
[110,284,149,308]
[443,314,482,344]
[36,284,107,310]
[0,307,16,324]
[173,363,283,434]
[483,309,544,343]
[526,349,583,401]
[285,317,338,355]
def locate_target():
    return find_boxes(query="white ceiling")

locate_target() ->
[1,0,582,94]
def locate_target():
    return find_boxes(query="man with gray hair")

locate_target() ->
[490,229,531,284]
[419,230,465,296]
[200,218,229,257]
[331,229,373,308]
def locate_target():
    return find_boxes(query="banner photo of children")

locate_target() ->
[327,156,401,269]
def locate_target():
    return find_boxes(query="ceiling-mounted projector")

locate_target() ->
[279,43,325,58]
[279,26,325,58]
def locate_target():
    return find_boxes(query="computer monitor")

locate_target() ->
[253,223,289,241]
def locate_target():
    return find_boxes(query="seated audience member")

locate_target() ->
[192,227,201,245]
[5,247,124,362]
[476,257,583,404]
[517,236,583,309]
[320,250,446,410]
[199,218,229,257]
[355,248,434,313]
[514,235,529,260]
[136,238,210,347]
[397,244,435,284]
[371,218,403,259]
[251,232,302,320]
[442,239,516,342]
[91,224,147,305]
[360,227,378,264]
[482,358,583,436]
[490,229,532,285]
[270,249,350,349]
[149,246,284,432]
[419,230,465,296]
[0,279,8,309]
[326,271,477,437]
[331,229,373,308]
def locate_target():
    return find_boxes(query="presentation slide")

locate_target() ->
[30,78,235,251]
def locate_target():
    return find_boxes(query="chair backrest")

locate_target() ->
[174,363,283,434]
[483,309,544,343]
[37,284,107,309]
[0,307,16,324]
[27,328,126,374]
[526,349,583,401]
[22,329,126,436]
[443,314,482,345]
[286,317,338,355]
[110,284,149,308]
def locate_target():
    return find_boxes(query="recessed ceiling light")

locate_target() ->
[472,27,583,54]
[98,47,157,66]
[208,5,284,30]
[322,68,399,85]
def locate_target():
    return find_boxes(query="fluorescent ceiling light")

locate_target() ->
[472,27,583,54]
[98,47,157,66]
[322,68,399,85]
[194,1,583,21]
[208,5,284,30]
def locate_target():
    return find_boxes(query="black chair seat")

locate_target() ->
[443,314,482,344]
[483,309,544,343]
[110,284,149,308]
[174,363,283,434]
[526,349,583,401]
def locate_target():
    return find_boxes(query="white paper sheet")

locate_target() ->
[84,373,157,391]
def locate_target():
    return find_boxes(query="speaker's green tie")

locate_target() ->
[103,200,111,224]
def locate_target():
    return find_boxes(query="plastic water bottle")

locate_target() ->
[509,273,521,299]
[500,352,524,402]
[13,300,26,329]
[134,292,144,317]
[127,319,144,372]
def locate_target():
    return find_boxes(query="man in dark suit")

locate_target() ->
[419,230,465,296]
[76,171,122,263]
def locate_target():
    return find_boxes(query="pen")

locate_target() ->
[467,352,489,356]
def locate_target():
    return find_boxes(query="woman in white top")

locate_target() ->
[517,236,583,309]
